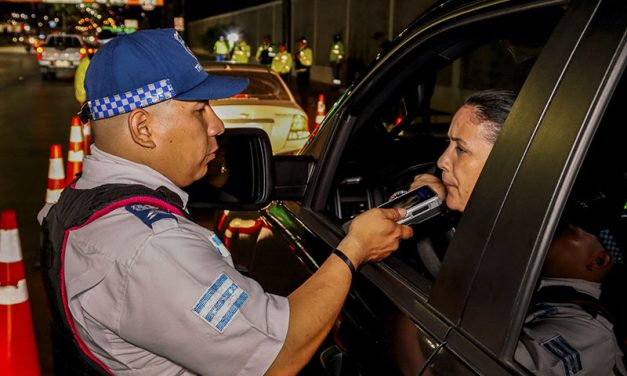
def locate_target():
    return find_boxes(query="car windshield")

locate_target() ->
[46,36,82,48]
[208,70,290,101]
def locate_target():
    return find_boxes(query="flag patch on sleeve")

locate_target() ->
[542,335,582,375]
[192,273,248,333]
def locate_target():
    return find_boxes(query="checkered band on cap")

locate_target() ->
[598,228,623,264]
[88,79,176,120]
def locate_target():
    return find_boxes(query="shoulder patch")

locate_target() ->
[542,335,582,375]
[125,204,177,229]
[192,273,248,333]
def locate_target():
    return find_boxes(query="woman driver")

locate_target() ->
[410,89,516,212]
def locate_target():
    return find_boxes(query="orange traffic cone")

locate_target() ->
[0,210,41,376]
[46,144,65,204]
[314,94,326,131]
[66,116,85,185]
[82,121,92,156]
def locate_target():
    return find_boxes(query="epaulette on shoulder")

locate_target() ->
[125,204,179,232]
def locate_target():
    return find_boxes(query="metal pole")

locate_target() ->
[282,0,291,46]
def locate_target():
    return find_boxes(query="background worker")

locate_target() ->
[232,38,251,63]
[294,36,313,113]
[73,47,95,105]
[213,35,228,61]
[329,33,345,88]
[256,34,276,66]
[271,42,292,83]
[39,29,412,376]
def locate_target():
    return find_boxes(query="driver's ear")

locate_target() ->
[128,109,156,149]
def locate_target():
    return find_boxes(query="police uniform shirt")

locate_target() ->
[515,278,627,376]
[53,146,290,375]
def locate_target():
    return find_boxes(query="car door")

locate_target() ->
[233,1,610,375]
[209,1,620,375]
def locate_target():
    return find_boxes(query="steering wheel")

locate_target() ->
[416,227,455,279]
[380,162,439,202]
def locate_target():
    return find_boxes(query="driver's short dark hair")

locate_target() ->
[464,89,517,144]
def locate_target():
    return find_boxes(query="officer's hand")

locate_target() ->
[338,208,413,268]
[409,174,447,200]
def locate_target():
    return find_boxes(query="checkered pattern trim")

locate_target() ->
[599,228,623,264]
[88,79,176,120]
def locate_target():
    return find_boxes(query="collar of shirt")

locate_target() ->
[540,278,601,299]
[76,145,189,209]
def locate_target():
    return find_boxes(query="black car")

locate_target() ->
[188,0,627,374]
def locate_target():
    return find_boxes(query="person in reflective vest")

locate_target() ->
[74,48,96,105]
[294,36,313,112]
[232,39,251,64]
[329,34,345,88]
[213,35,228,62]
[256,34,276,66]
[271,43,293,83]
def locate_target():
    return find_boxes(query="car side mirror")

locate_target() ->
[186,128,273,210]
[186,128,315,211]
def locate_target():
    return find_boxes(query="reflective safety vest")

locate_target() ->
[74,56,90,104]
[329,41,345,64]
[295,46,313,72]
[256,43,276,65]
[271,51,293,74]
[213,40,228,55]
[232,42,251,63]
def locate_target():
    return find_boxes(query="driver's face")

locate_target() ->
[437,105,494,212]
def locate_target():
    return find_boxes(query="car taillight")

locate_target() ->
[36,46,44,60]
[87,48,94,55]
[80,47,86,59]
[287,114,310,140]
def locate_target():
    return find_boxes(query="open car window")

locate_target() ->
[323,5,567,293]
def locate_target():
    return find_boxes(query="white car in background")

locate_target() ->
[37,34,86,80]
[205,63,310,155]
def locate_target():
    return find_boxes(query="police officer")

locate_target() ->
[232,38,251,64]
[255,34,276,66]
[213,35,228,61]
[294,36,313,112]
[329,33,345,88]
[38,29,412,376]
[271,42,292,83]
[515,187,627,376]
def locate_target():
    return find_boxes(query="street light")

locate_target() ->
[226,31,239,52]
